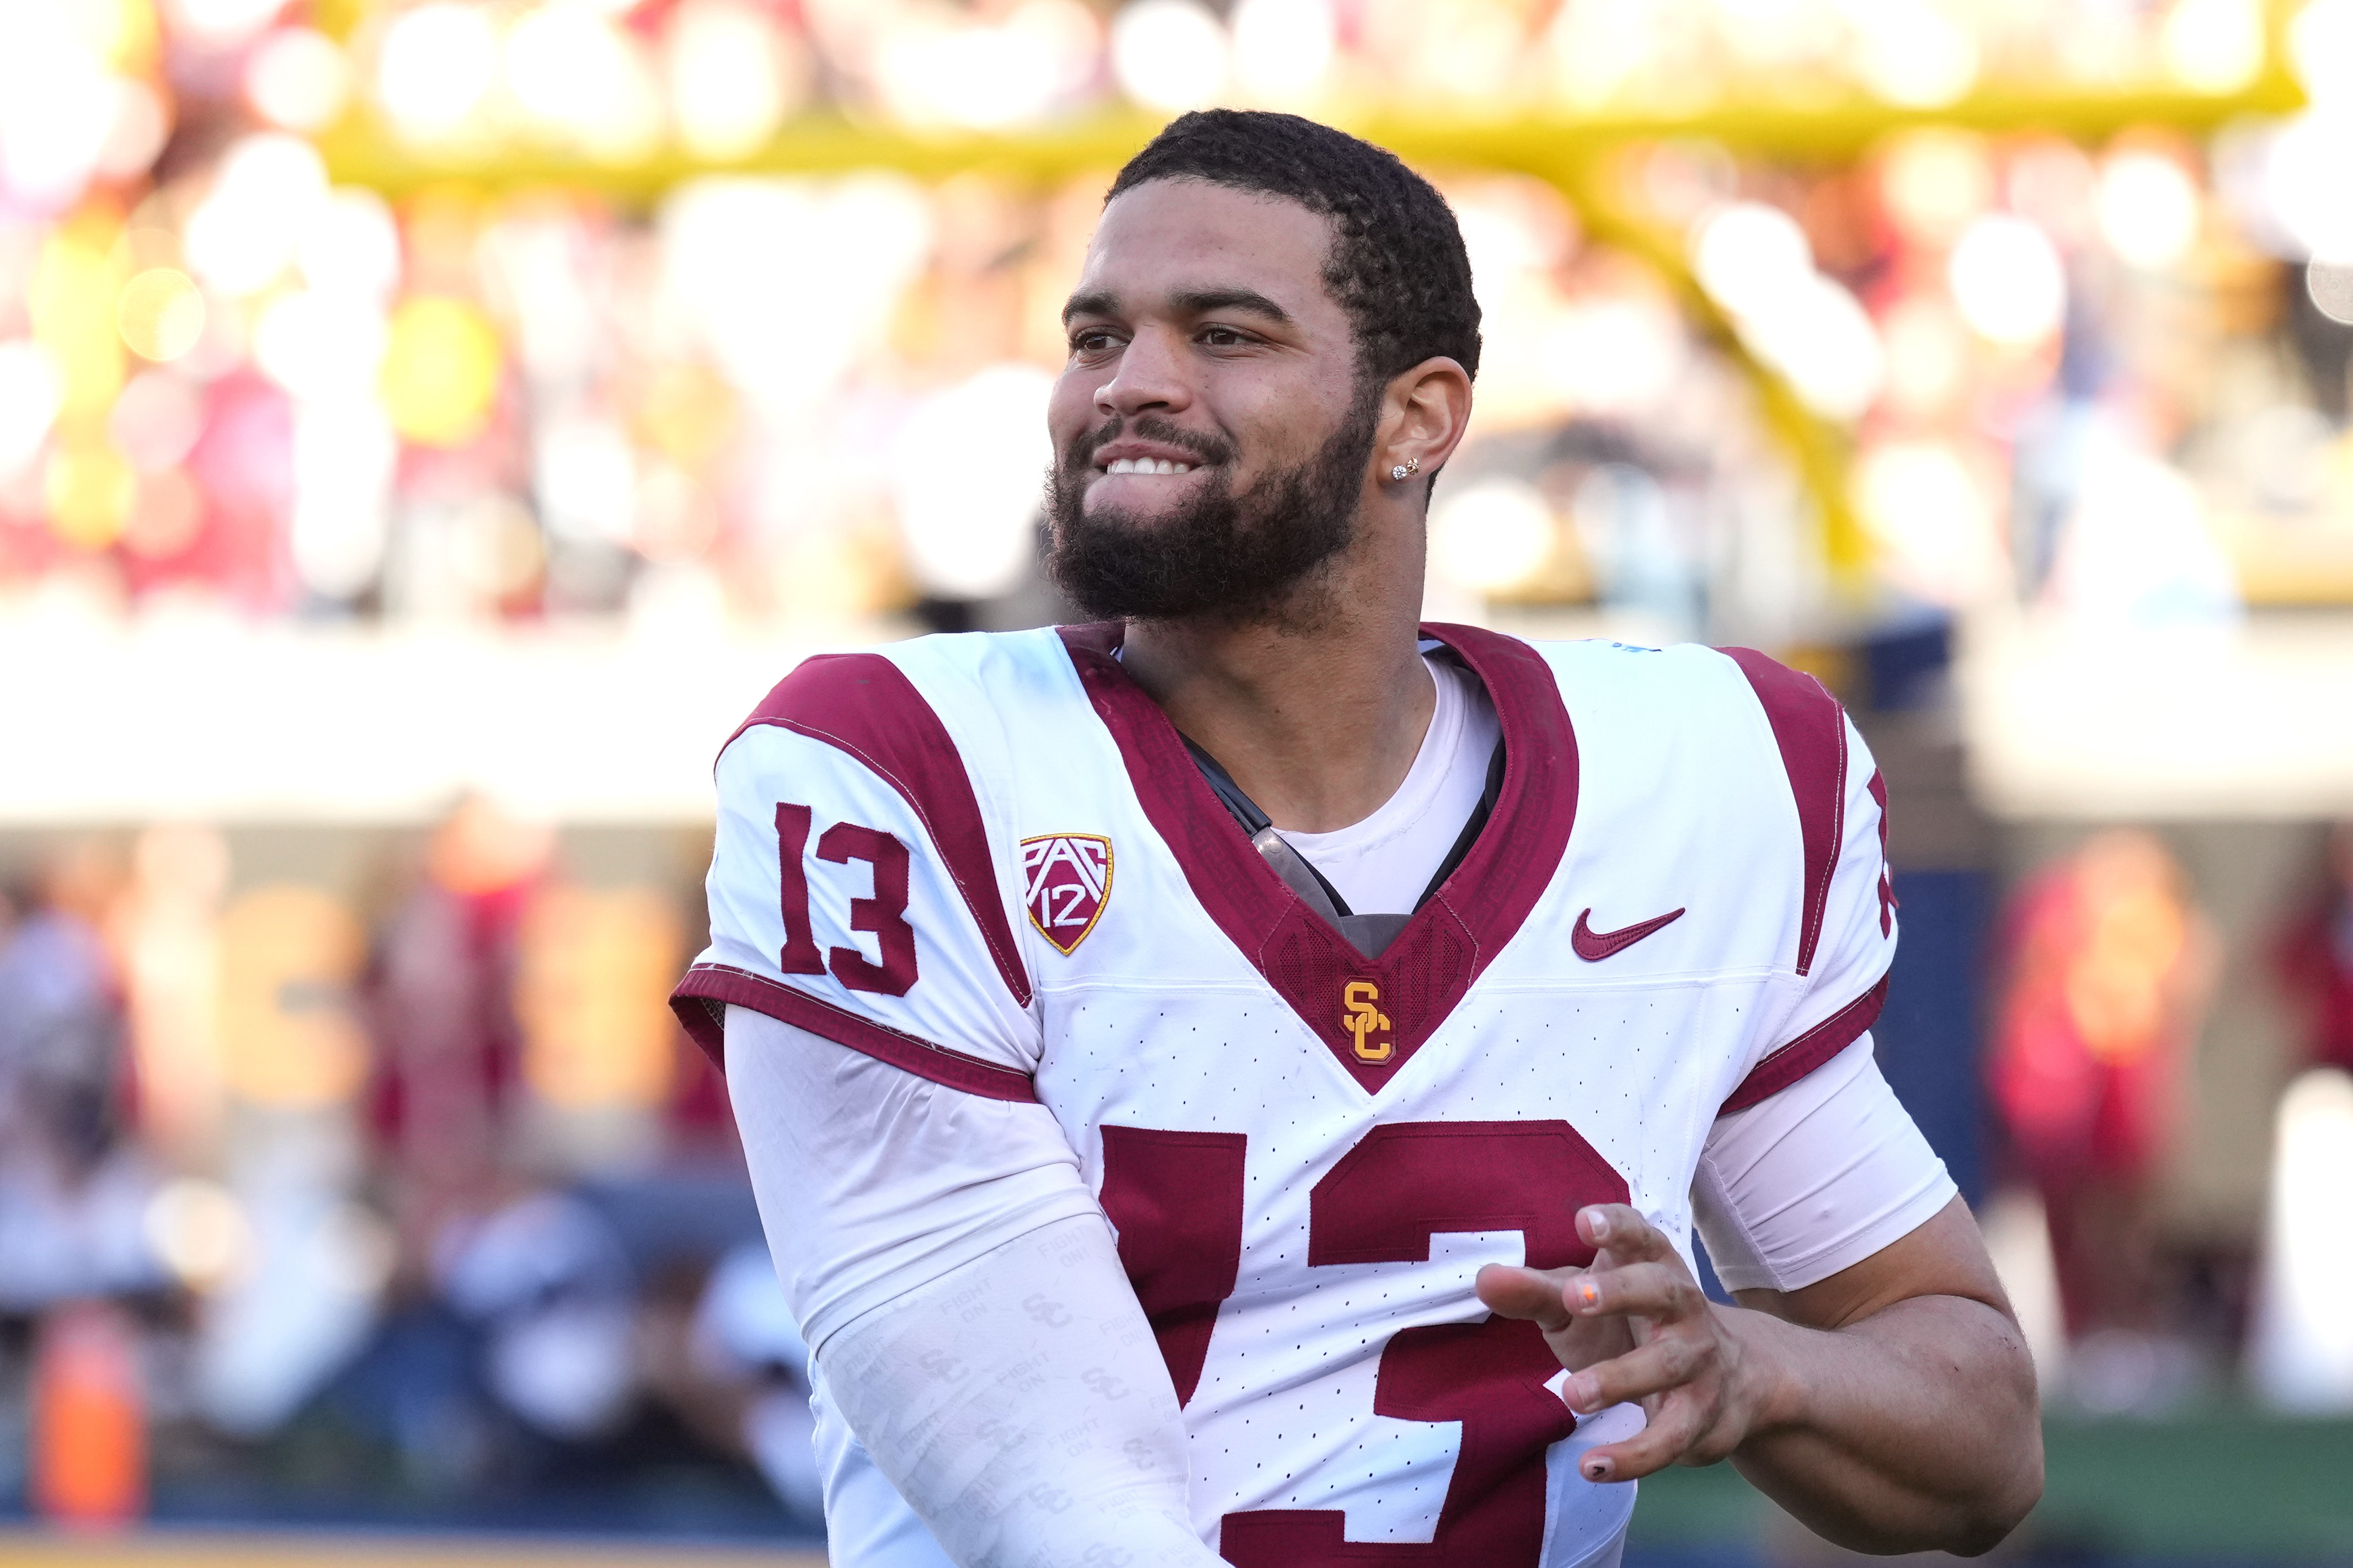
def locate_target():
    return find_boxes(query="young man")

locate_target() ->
[673,111,2041,1567]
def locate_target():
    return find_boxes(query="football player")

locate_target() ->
[675,111,2041,1567]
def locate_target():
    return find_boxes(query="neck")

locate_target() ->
[1119,513,1432,833]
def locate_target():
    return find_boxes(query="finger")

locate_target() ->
[1559,1331,1707,1414]
[1568,1261,1706,1324]
[1578,1203,1668,1262]
[1577,1394,1709,1484]
[1475,1263,1580,1331]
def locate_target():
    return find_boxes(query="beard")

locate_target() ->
[1044,383,1380,627]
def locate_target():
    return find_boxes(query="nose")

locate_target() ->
[1095,324,1192,420]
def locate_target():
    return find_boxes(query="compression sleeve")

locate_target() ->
[1690,1033,1958,1294]
[726,1006,1219,1567]
[818,1217,1220,1568]
[727,1004,1097,1352]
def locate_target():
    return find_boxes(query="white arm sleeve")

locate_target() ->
[727,1004,1097,1352]
[725,1005,1219,1568]
[1690,1033,1959,1295]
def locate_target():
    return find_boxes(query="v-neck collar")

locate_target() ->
[1056,621,1581,1094]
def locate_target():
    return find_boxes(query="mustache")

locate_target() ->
[1068,414,1235,472]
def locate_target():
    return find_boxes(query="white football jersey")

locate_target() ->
[675,622,1897,1567]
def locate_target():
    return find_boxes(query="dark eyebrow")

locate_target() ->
[1170,287,1293,324]
[1059,287,1296,327]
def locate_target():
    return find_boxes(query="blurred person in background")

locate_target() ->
[0,844,156,1313]
[367,794,553,1266]
[2250,837,2353,1414]
[2276,822,2353,1077]
[686,1241,823,1522]
[631,1239,825,1524]
[1987,830,2216,1409]
[0,844,160,1529]
[0,852,125,1184]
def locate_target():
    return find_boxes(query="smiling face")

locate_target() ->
[1044,178,1383,624]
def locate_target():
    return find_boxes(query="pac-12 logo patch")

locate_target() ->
[1021,834,1113,955]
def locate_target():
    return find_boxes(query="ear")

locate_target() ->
[1376,357,1474,490]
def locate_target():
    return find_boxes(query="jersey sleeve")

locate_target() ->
[1717,649,1898,1115]
[670,651,1042,1101]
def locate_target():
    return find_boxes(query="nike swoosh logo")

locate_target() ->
[1572,906,1686,961]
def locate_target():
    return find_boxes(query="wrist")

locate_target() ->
[1719,1302,1807,1441]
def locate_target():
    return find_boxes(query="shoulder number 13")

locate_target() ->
[1099,1119,1629,1566]
[775,801,917,996]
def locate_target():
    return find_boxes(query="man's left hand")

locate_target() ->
[1475,1203,1781,1483]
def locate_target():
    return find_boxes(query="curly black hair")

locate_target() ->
[1106,110,1482,387]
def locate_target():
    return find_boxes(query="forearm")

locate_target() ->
[725,1009,1217,1567]
[1724,1292,2042,1554]
[818,1213,1220,1568]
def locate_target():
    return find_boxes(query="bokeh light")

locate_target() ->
[1431,479,1556,594]
[181,133,328,297]
[1949,213,2068,345]
[378,296,502,447]
[1112,0,1229,113]
[2161,0,2266,93]
[374,1,499,145]
[1852,439,2003,606]
[889,363,1054,601]
[665,0,802,160]
[144,1179,253,1293]
[2096,149,2203,269]
[0,339,66,478]
[2307,259,2353,324]
[1231,0,1336,107]
[243,26,353,133]
[165,0,285,49]
[115,269,205,363]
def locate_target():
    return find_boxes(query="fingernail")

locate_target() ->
[1584,1208,1610,1241]
[1584,1456,1613,1481]
[1568,1372,1600,1411]
[1575,1278,1600,1310]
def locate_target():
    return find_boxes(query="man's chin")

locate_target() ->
[1079,490,1196,529]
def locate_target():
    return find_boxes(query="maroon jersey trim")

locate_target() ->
[669,961,1039,1103]
[725,651,1033,1009]
[1718,973,1888,1115]
[1718,647,1849,978]
[1057,622,1579,1095]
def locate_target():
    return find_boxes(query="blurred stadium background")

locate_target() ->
[3,0,2353,1560]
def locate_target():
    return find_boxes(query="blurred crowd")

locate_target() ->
[0,804,821,1532]
[2,0,2352,646]
[7,811,2353,1528]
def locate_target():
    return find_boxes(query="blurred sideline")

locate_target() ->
[0,1534,822,1567]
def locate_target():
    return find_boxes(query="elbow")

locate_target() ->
[1939,1307,2045,1555]
[1946,1428,2044,1557]
[1932,1377,2044,1558]
[1842,1448,2041,1559]
[1848,1355,2046,1557]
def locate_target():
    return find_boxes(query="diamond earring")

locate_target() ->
[1389,457,1420,481]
